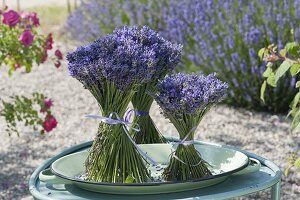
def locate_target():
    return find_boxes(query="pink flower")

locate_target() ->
[40,99,53,113]
[43,115,57,132]
[44,99,53,109]
[54,61,61,68]
[20,12,30,20]
[19,29,34,47]
[45,33,53,50]
[15,63,20,69]
[54,49,63,60]
[2,10,20,27]
[30,12,39,26]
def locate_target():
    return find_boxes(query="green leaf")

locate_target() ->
[260,81,267,102]
[266,62,273,68]
[284,166,291,176]
[262,67,272,78]
[294,158,300,168]
[25,63,32,73]
[290,64,300,76]
[8,68,15,76]
[285,42,297,50]
[287,109,294,118]
[258,48,266,60]
[290,92,300,109]
[291,109,300,132]
[121,11,130,25]
[124,175,135,183]
[280,49,287,57]
[275,60,291,83]
[268,44,275,49]
[266,73,276,87]
[285,42,300,57]
[296,81,300,88]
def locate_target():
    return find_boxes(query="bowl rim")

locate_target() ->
[50,146,250,186]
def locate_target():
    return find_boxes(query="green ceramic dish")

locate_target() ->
[39,143,260,194]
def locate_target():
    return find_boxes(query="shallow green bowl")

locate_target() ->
[39,143,260,194]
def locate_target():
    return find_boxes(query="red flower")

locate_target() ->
[45,33,53,50]
[2,10,20,27]
[19,29,34,47]
[30,12,39,27]
[40,99,53,113]
[54,61,61,68]
[43,115,57,132]
[54,49,63,60]
[44,99,53,109]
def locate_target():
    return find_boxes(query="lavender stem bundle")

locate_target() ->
[66,26,181,183]
[131,83,165,144]
[153,73,228,181]
[130,35,182,144]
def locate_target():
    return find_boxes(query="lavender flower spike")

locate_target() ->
[154,73,228,115]
[67,26,182,91]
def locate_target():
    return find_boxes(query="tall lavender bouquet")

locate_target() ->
[130,27,182,144]
[66,26,165,183]
[153,73,228,181]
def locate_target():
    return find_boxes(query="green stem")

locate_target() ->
[84,81,150,183]
[162,109,213,181]
[131,82,166,144]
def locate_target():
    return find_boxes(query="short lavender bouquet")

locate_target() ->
[67,26,171,183]
[153,73,228,181]
[131,27,182,144]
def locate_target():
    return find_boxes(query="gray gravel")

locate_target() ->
[0,59,299,200]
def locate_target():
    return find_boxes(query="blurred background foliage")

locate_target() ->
[64,0,300,113]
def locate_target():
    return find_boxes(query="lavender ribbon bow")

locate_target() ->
[169,127,205,166]
[86,110,157,165]
[170,127,197,146]
[123,109,149,123]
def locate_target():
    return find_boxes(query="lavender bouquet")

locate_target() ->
[130,27,182,144]
[67,26,169,183]
[153,73,228,181]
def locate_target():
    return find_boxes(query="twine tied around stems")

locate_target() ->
[169,127,208,167]
[85,110,157,165]
[170,127,197,146]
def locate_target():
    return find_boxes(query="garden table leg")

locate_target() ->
[271,181,281,200]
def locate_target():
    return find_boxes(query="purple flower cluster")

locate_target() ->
[67,26,182,90]
[65,0,166,42]
[164,0,299,112]
[154,73,228,115]
[65,0,300,112]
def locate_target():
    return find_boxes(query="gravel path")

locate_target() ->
[0,58,299,199]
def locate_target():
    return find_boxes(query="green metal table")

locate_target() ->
[29,139,282,200]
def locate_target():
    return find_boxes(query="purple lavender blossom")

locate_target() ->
[164,0,299,112]
[65,0,166,42]
[154,73,228,115]
[67,26,182,91]
[66,0,300,112]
